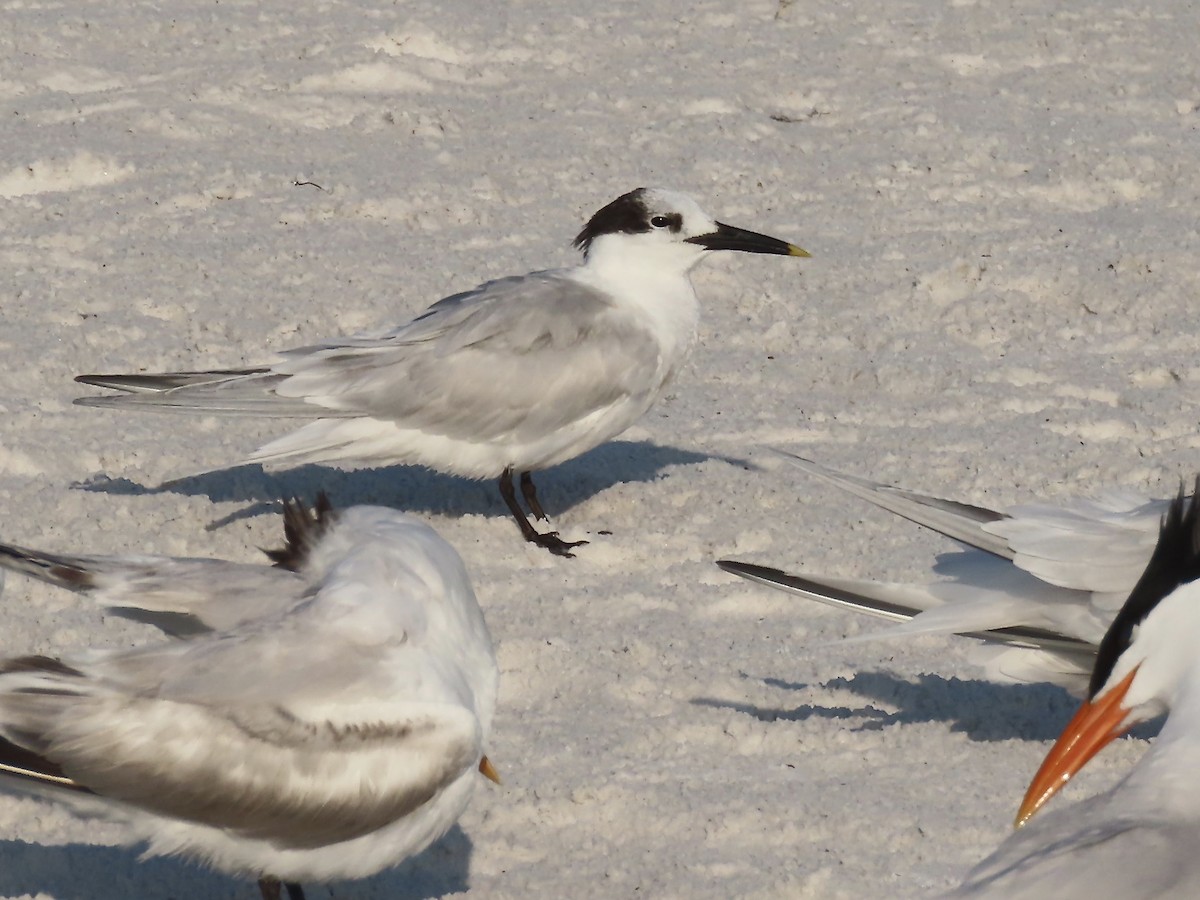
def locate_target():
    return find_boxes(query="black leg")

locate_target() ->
[258,878,305,900]
[520,471,548,521]
[498,469,587,557]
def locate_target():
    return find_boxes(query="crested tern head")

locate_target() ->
[950,486,1200,898]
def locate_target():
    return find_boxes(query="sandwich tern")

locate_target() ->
[75,187,808,556]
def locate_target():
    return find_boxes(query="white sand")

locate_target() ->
[1,0,1197,896]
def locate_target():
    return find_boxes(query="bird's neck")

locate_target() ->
[573,248,701,356]
[1120,669,1200,820]
[579,241,699,294]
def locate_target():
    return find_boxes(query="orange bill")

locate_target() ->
[479,755,501,785]
[1015,665,1140,827]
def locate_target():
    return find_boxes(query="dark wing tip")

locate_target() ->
[0,656,85,678]
[716,559,781,578]
[1088,477,1200,698]
[0,543,95,591]
[263,492,339,571]
[0,735,90,793]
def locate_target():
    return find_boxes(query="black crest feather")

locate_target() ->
[263,492,337,572]
[572,188,651,254]
[1089,478,1200,698]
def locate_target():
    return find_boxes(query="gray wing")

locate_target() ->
[271,270,666,442]
[0,542,305,637]
[75,368,315,416]
[715,560,1094,653]
[77,271,666,443]
[0,657,482,848]
[950,801,1197,899]
[0,566,483,849]
[769,451,1015,557]
[771,450,1161,606]
[987,494,1164,600]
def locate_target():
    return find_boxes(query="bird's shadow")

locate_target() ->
[0,824,473,899]
[692,670,1161,743]
[74,440,745,530]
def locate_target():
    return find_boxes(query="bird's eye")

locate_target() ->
[650,215,671,228]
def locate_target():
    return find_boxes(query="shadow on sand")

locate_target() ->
[0,824,474,900]
[691,670,1161,743]
[73,439,748,530]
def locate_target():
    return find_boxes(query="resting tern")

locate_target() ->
[949,485,1200,898]
[75,187,808,557]
[718,453,1171,692]
[0,496,499,899]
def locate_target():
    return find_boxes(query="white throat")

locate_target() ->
[571,235,703,364]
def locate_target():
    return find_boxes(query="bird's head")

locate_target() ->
[573,187,808,276]
[1016,481,1200,826]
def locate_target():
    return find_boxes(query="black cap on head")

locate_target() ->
[1089,479,1200,698]
[573,188,653,254]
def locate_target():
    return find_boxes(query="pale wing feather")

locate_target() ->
[772,451,1164,595]
[79,273,665,443]
[0,543,304,636]
[0,671,482,848]
[271,271,663,443]
[0,506,495,852]
[719,559,1097,692]
[770,451,1014,558]
[950,799,1196,898]
[92,519,483,708]
[0,515,491,849]
[987,495,1164,599]
[91,562,303,634]
[969,643,1095,695]
[773,452,1165,634]
[0,496,344,638]
[921,553,1111,643]
[75,371,328,416]
[718,559,1095,652]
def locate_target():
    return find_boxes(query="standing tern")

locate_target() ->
[949,485,1200,898]
[718,453,1170,692]
[75,188,808,556]
[0,496,499,899]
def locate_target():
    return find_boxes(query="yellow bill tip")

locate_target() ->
[787,244,811,257]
